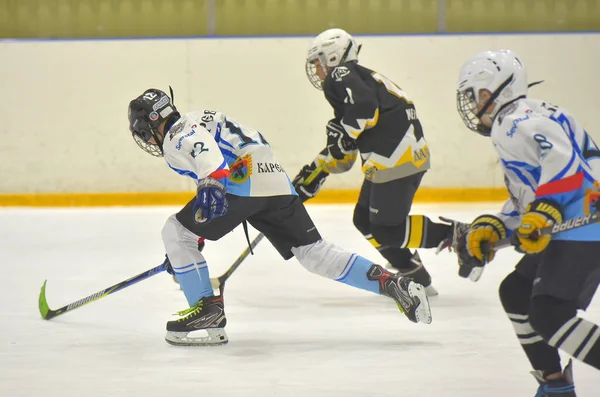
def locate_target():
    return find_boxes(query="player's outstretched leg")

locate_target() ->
[384,250,438,297]
[366,264,431,324]
[162,215,228,346]
[291,240,432,324]
[435,216,470,253]
[354,208,438,296]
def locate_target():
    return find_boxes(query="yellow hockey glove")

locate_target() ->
[516,199,562,254]
[459,215,507,264]
[455,215,507,281]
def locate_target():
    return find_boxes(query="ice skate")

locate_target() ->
[385,252,438,297]
[436,217,470,254]
[532,359,576,396]
[367,264,432,324]
[165,295,228,346]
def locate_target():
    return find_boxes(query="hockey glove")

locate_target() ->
[326,119,358,160]
[193,177,229,224]
[163,255,174,275]
[513,199,562,254]
[292,163,328,202]
[456,215,507,281]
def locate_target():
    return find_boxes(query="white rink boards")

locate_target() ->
[0,204,598,397]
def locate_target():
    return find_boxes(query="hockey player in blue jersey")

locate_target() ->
[127,88,432,346]
[453,50,600,395]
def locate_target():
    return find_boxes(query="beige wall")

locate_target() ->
[1,34,599,193]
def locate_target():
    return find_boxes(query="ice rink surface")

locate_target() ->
[0,203,598,397]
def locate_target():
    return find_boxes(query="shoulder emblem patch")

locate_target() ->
[168,120,186,140]
[332,66,351,82]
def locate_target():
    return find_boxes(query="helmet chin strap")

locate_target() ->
[474,73,517,135]
[475,73,514,121]
[159,86,181,150]
[150,126,165,155]
[339,42,353,64]
[164,115,180,134]
[169,86,175,104]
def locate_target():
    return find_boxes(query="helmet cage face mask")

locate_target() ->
[132,129,164,157]
[457,74,515,137]
[305,56,327,90]
[456,87,485,136]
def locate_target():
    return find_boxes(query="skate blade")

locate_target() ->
[425,285,439,297]
[165,328,229,346]
[408,282,432,324]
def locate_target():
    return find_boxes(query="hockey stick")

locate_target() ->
[207,162,328,292]
[303,162,327,184]
[490,211,600,251]
[38,263,167,320]
[210,232,265,294]
[38,163,330,319]
[453,211,600,282]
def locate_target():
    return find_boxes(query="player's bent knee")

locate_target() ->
[498,271,533,312]
[162,214,202,253]
[370,224,406,247]
[291,239,357,280]
[529,295,578,342]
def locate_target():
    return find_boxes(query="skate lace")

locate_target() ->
[174,301,204,321]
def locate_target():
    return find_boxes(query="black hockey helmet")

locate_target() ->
[128,88,180,157]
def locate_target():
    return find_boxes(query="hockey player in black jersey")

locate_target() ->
[293,28,459,296]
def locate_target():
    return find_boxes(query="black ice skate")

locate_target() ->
[386,252,438,297]
[367,264,432,324]
[436,216,470,254]
[165,295,228,346]
[532,359,576,397]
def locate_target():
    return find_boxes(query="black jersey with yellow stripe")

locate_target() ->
[322,61,430,183]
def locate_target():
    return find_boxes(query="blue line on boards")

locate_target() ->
[1,30,600,44]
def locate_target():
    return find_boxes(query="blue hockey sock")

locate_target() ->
[336,254,380,294]
[173,261,214,306]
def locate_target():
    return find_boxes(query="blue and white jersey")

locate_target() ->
[162,110,296,197]
[492,98,600,241]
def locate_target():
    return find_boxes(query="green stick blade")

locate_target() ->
[38,280,51,319]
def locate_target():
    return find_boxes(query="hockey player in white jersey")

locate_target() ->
[127,88,432,346]
[454,50,600,395]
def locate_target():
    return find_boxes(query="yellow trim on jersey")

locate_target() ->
[406,215,425,248]
[343,108,379,139]
[371,71,413,105]
[361,144,430,174]
[315,151,357,174]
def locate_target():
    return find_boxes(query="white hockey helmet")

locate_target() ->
[305,28,361,90]
[456,50,528,136]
